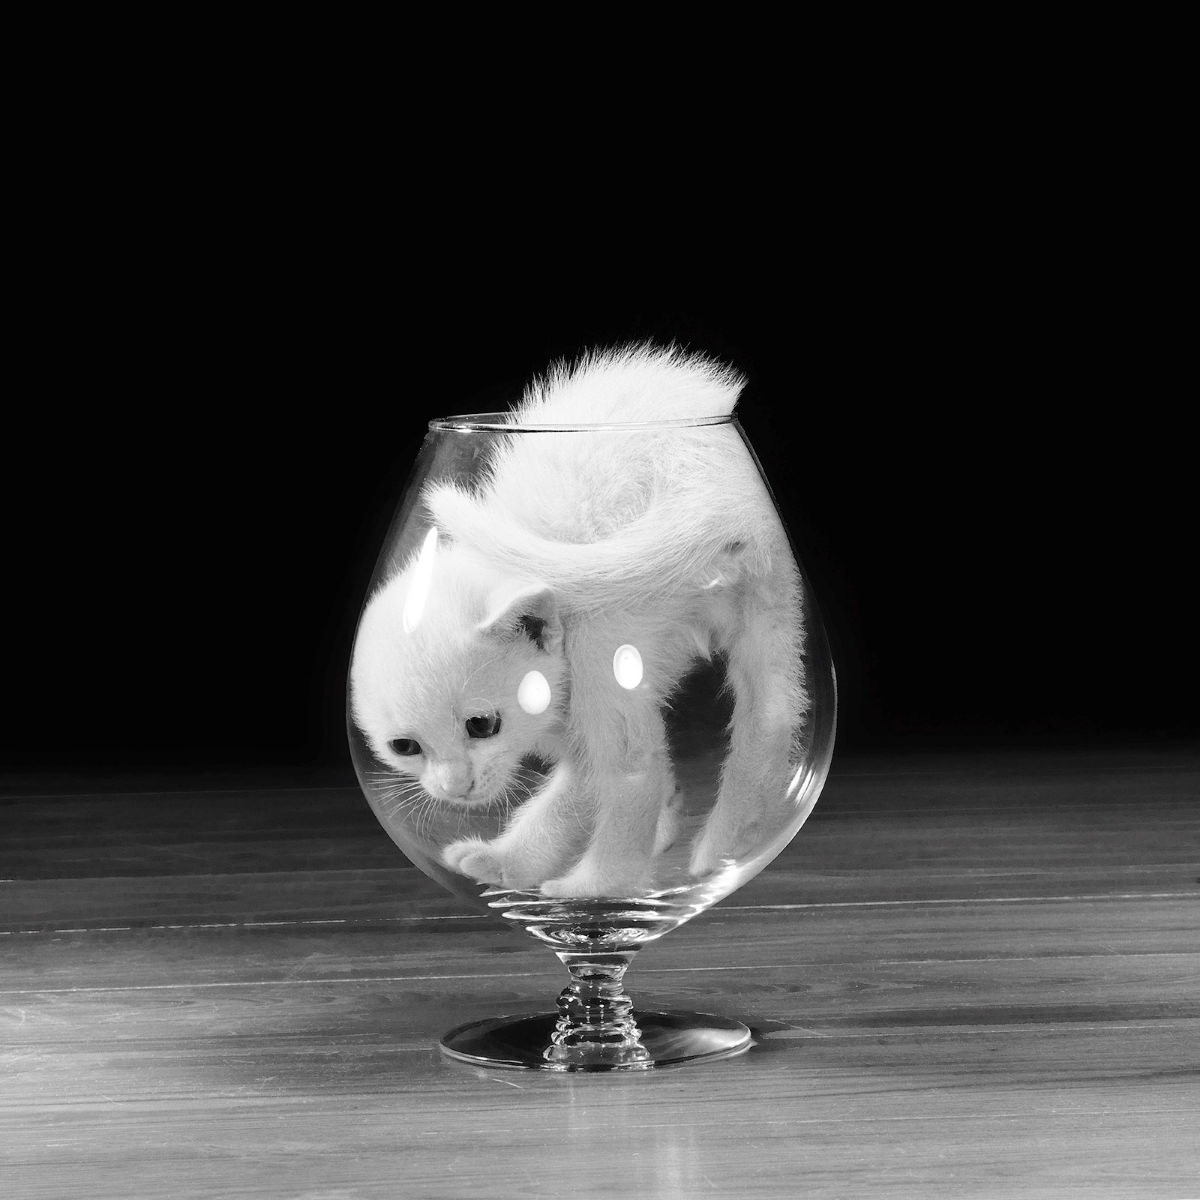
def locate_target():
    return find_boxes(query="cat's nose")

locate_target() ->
[434,762,471,798]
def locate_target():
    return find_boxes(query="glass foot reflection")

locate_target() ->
[440,1010,753,1072]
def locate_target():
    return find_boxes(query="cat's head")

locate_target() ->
[350,537,566,807]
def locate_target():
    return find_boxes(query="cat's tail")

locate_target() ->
[513,343,746,425]
[424,481,774,608]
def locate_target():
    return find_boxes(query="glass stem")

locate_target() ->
[545,949,652,1068]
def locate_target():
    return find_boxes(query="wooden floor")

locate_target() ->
[2,748,1198,1199]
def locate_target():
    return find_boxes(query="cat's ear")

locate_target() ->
[478,583,561,653]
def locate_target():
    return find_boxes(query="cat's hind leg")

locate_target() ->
[689,583,806,877]
[540,705,673,899]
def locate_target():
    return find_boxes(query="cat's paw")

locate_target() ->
[540,860,651,899]
[443,836,564,890]
[442,837,504,885]
[688,816,762,879]
[687,832,727,879]
[689,819,754,879]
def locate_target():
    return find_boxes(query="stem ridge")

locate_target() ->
[545,951,652,1068]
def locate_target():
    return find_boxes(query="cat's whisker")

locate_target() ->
[375,779,435,826]
[394,793,425,831]
[420,794,451,839]
[370,775,413,796]
[381,794,423,824]
[452,802,470,840]
[372,776,422,801]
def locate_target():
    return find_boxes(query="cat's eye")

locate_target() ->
[465,713,502,739]
[388,737,422,756]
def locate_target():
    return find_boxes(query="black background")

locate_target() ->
[5,147,1194,784]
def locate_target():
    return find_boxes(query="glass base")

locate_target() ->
[440,1010,753,1071]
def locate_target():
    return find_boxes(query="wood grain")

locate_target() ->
[2,748,1198,1198]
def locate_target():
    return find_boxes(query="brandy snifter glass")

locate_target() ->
[347,409,836,1070]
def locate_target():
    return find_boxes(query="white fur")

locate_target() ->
[350,345,807,897]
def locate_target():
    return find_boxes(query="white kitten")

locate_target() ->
[350,344,807,898]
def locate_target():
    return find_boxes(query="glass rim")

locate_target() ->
[428,411,738,433]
